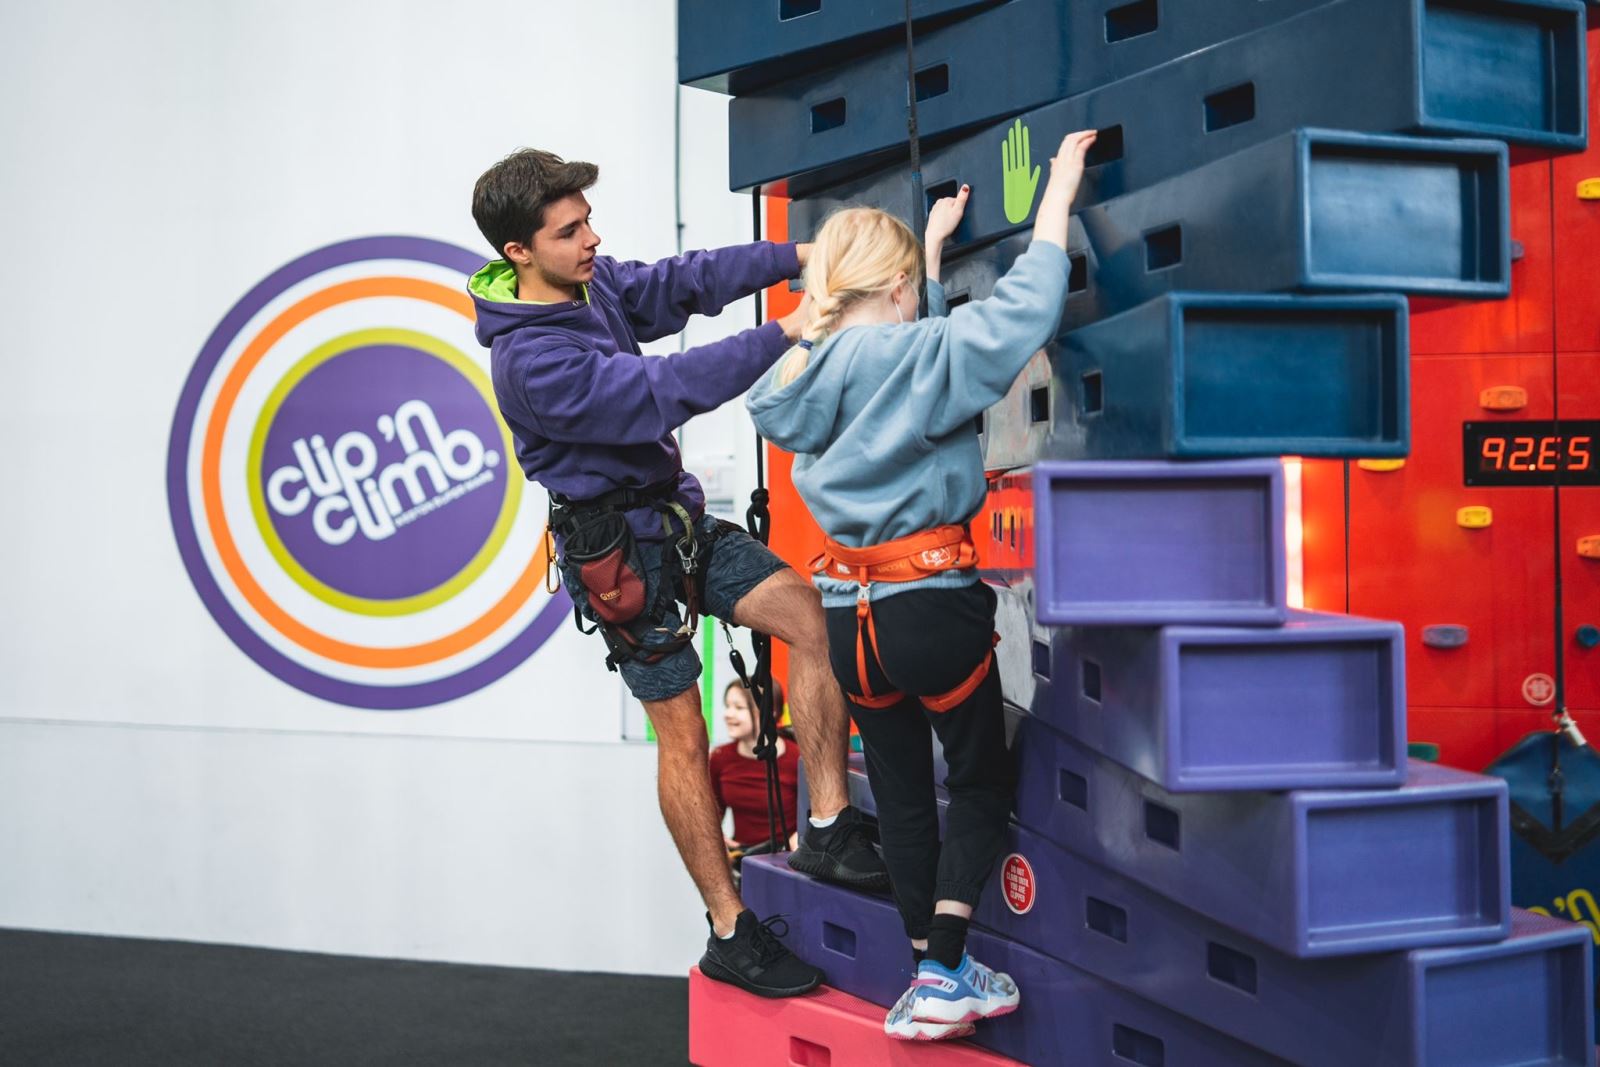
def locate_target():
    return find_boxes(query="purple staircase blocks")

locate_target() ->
[1010,722,1510,956]
[1032,459,1288,626]
[839,769,1581,1063]
[741,856,1294,1067]
[1029,610,1407,790]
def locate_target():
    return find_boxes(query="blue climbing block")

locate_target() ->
[741,855,1293,1067]
[1025,610,1407,791]
[1014,722,1511,956]
[1032,459,1288,627]
[933,128,1509,333]
[677,0,1000,95]
[785,0,1585,229]
[970,292,1409,468]
[725,0,1342,192]
[829,768,1584,1064]
[1054,292,1411,459]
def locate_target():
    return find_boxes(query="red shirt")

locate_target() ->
[710,739,800,846]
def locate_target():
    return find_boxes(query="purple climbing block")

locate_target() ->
[1032,459,1288,626]
[1028,610,1407,790]
[741,855,1294,1067]
[1011,721,1510,956]
[834,769,1585,1065]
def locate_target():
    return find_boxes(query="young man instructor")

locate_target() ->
[468,149,888,996]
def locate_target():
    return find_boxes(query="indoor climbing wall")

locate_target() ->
[679,1,1597,1063]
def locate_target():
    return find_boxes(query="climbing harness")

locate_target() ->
[813,525,997,712]
[549,478,714,671]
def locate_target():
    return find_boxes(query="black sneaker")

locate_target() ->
[699,911,823,998]
[787,806,891,891]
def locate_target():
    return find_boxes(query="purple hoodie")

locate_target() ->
[469,242,800,540]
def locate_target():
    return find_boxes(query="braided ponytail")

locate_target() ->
[774,207,923,389]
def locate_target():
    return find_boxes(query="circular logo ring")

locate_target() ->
[167,236,569,709]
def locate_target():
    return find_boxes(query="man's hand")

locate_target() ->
[925,184,969,248]
[795,242,813,271]
[776,291,815,343]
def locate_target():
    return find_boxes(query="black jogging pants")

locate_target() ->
[824,580,1016,941]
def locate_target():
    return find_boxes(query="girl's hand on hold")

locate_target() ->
[1045,129,1098,205]
[925,184,970,248]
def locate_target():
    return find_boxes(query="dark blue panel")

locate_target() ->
[754,0,1584,195]
[677,0,1001,95]
[932,129,1508,333]
[824,768,1588,1064]
[726,0,1343,192]
[1043,292,1411,459]
[741,856,1297,1067]
[1024,611,1407,791]
[787,0,1582,244]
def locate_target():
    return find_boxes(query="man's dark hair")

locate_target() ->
[471,149,599,257]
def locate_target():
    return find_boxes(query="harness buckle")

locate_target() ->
[675,535,699,576]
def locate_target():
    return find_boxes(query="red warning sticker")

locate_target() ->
[1001,853,1035,915]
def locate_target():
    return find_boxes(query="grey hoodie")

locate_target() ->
[746,240,1070,606]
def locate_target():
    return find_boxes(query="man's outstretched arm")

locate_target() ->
[609,241,812,343]
[515,296,811,446]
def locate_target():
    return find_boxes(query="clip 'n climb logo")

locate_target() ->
[166,236,568,709]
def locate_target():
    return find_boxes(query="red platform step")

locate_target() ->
[688,967,1026,1067]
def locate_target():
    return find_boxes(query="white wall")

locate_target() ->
[0,0,767,974]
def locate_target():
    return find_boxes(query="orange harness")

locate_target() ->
[812,524,997,712]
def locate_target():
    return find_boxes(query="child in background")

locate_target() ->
[746,129,1097,1040]
[711,679,799,853]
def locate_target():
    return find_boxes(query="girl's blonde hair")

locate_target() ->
[776,207,923,387]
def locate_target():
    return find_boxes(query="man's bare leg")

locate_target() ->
[643,685,743,935]
[732,568,849,819]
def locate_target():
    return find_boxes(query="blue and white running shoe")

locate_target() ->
[909,954,1020,1024]
[884,982,975,1041]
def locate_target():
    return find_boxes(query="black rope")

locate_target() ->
[739,189,787,852]
[903,0,927,316]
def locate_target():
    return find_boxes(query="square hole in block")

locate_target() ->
[1082,659,1103,702]
[1081,370,1104,414]
[1105,0,1158,43]
[1206,942,1258,995]
[1087,896,1129,942]
[914,63,949,102]
[1145,225,1182,271]
[1068,252,1089,293]
[1030,385,1050,423]
[1086,125,1125,167]
[1111,1024,1166,1066]
[1204,82,1256,132]
[1144,801,1181,851]
[1032,639,1052,679]
[810,98,846,134]
[1059,768,1088,809]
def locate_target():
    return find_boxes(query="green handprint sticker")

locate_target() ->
[1001,118,1041,225]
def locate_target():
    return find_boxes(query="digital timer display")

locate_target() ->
[1462,420,1600,487]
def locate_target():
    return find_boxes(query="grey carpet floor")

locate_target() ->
[0,928,689,1066]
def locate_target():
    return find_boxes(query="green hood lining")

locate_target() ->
[469,259,588,305]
